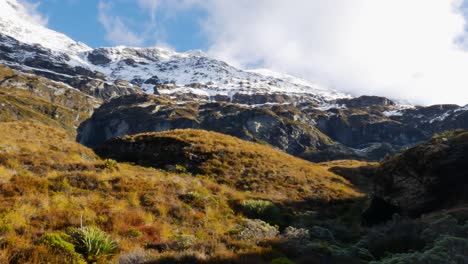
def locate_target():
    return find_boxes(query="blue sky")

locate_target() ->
[36,0,209,51]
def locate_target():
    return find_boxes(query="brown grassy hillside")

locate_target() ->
[98,129,363,203]
[0,121,260,263]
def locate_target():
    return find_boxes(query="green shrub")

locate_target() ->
[125,228,143,239]
[237,219,279,243]
[179,191,206,209]
[240,199,282,225]
[175,164,188,173]
[42,233,75,254]
[168,234,196,251]
[0,223,13,235]
[67,227,118,263]
[103,159,118,171]
[41,233,85,264]
[421,215,467,241]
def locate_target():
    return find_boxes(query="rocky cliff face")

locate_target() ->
[77,94,341,160]
[77,93,468,162]
[363,130,468,223]
[0,65,98,114]
[0,65,98,134]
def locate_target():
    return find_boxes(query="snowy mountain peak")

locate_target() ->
[0,0,350,105]
[0,0,91,53]
[79,47,350,103]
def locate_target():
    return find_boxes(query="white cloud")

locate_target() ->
[180,0,468,105]
[137,0,160,22]
[98,0,180,47]
[17,0,48,25]
[98,1,144,46]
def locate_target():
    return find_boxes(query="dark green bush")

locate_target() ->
[240,199,282,225]
[358,217,426,259]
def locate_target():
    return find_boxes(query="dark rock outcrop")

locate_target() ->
[87,49,112,65]
[365,130,468,221]
[77,94,337,160]
[336,96,395,108]
[389,104,468,135]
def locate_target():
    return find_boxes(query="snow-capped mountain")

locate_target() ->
[83,46,350,103]
[0,0,90,53]
[0,0,349,105]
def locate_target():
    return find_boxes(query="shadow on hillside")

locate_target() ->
[144,242,334,264]
[145,197,371,264]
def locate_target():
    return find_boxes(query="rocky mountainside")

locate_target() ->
[363,130,468,223]
[78,93,468,161]
[0,0,467,162]
[0,65,96,134]
[77,94,341,160]
[0,65,98,114]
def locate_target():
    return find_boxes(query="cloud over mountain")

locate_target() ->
[195,0,468,105]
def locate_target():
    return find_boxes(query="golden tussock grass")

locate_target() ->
[0,121,252,263]
[120,129,364,203]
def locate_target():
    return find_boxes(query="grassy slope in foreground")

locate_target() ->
[0,121,256,263]
[98,129,363,203]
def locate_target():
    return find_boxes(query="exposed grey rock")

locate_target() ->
[77,94,336,161]
[0,33,143,101]
[77,94,468,162]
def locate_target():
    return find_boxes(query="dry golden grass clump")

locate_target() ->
[100,129,363,203]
